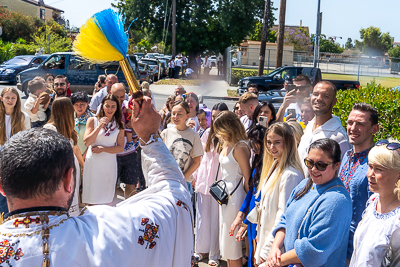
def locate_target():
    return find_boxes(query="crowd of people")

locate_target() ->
[167,55,224,79]
[0,71,400,267]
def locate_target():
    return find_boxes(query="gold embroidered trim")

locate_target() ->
[0,218,69,238]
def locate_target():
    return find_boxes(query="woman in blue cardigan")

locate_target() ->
[266,138,352,267]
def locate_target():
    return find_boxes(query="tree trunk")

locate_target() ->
[276,0,286,68]
[258,0,271,76]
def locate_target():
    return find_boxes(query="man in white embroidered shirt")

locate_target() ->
[0,97,193,267]
[297,81,351,177]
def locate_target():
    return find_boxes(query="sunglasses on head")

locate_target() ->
[54,83,65,87]
[304,158,334,171]
[375,139,400,150]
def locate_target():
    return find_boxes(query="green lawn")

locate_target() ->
[232,68,400,88]
[321,73,400,88]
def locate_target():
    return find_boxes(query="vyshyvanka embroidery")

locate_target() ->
[176,200,189,212]
[0,239,24,266]
[13,216,40,228]
[138,218,159,249]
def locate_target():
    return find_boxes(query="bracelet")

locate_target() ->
[241,222,248,228]
[139,133,161,147]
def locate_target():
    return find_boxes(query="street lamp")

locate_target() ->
[313,0,322,68]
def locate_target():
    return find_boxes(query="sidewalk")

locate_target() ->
[150,79,237,99]
[150,66,238,100]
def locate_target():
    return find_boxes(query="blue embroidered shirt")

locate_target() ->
[339,148,373,259]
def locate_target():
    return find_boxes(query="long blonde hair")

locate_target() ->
[213,111,248,153]
[258,122,304,194]
[0,87,26,145]
[47,97,78,146]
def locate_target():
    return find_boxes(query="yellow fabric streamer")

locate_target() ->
[72,18,124,64]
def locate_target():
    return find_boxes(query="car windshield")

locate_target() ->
[141,60,157,65]
[4,57,31,65]
[263,67,284,77]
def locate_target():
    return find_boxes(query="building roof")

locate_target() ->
[20,0,64,13]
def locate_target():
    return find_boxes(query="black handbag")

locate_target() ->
[209,163,243,205]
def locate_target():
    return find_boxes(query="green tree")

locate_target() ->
[355,26,393,56]
[345,38,353,49]
[388,46,400,62]
[247,3,277,42]
[113,0,274,57]
[319,36,344,53]
[136,39,152,52]
[31,32,71,54]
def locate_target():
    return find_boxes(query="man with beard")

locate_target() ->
[0,96,193,266]
[53,75,70,99]
[297,81,351,177]
[338,103,378,262]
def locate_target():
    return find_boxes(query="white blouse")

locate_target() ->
[0,112,30,151]
[350,193,400,267]
[254,165,304,264]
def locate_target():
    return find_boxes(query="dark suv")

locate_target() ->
[0,55,49,84]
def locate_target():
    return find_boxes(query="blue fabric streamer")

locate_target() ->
[93,8,129,57]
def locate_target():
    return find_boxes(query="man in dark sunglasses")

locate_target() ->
[338,103,379,262]
[276,74,313,127]
[54,75,70,99]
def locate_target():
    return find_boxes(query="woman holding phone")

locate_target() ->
[249,102,276,131]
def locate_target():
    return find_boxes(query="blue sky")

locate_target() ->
[48,0,399,46]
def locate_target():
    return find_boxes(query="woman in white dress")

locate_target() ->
[350,139,400,266]
[213,111,251,267]
[83,94,124,205]
[0,87,30,214]
[43,97,84,216]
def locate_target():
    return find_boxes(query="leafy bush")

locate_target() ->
[11,43,38,56]
[232,69,268,85]
[333,81,400,141]
[0,8,37,42]
[0,40,15,62]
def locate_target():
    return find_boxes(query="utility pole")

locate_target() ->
[313,0,322,67]
[276,0,287,68]
[171,0,176,58]
[258,0,271,77]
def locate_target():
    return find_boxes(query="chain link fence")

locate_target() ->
[231,46,400,78]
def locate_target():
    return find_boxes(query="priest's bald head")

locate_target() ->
[0,128,76,212]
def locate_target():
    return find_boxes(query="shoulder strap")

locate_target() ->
[229,177,243,197]
[215,163,220,182]
[297,184,345,239]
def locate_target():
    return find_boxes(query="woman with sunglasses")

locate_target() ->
[350,139,400,267]
[266,138,352,267]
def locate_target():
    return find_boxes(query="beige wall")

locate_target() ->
[241,43,294,68]
[0,0,61,20]
[0,0,36,17]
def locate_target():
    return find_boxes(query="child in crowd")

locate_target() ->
[24,77,50,128]
[185,92,200,131]
[197,109,211,138]
[161,100,204,195]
